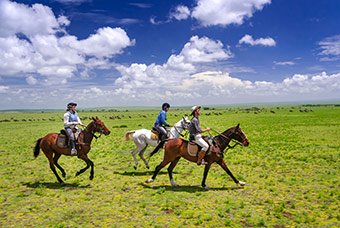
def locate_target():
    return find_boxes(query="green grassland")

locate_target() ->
[0,105,339,227]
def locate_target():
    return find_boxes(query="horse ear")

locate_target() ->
[96,116,99,120]
[236,123,240,129]
[92,117,96,121]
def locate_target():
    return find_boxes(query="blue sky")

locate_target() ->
[0,0,340,109]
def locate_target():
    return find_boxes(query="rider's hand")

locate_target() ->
[206,127,211,131]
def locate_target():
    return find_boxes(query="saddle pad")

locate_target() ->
[56,134,68,149]
[151,132,159,140]
[187,142,212,157]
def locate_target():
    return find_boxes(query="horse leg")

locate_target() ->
[76,154,94,180]
[167,157,181,187]
[217,160,245,186]
[53,152,66,178]
[131,139,146,169]
[41,143,65,185]
[49,160,65,186]
[201,163,212,189]
[131,147,141,170]
[138,146,149,169]
[145,159,171,183]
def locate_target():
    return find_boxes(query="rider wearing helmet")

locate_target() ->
[64,102,83,156]
[154,103,170,141]
[188,105,211,165]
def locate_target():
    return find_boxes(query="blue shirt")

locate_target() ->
[154,110,169,126]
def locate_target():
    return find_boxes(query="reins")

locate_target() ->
[84,122,104,143]
[209,128,243,153]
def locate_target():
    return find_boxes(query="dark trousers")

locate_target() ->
[155,125,167,140]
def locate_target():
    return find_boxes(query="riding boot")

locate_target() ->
[197,150,207,165]
[161,134,168,141]
[69,139,77,156]
[150,136,167,157]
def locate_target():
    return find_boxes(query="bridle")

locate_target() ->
[84,121,106,140]
[170,119,190,138]
[210,128,248,153]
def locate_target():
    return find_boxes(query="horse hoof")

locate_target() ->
[238,181,246,186]
[145,178,154,184]
[134,166,137,170]
[170,179,179,187]
[89,176,94,180]
[146,166,150,169]
[75,172,80,176]
[60,182,66,186]
[204,185,210,190]
[62,173,66,178]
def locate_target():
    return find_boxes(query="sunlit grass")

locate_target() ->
[0,105,339,227]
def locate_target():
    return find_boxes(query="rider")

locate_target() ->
[64,102,83,156]
[188,106,211,165]
[154,103,170,141]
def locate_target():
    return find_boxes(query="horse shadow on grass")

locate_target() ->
[139,182,244,193]
[113,170,178,177]
[23,181,91,189]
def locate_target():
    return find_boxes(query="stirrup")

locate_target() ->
[71,148,77,156]
[198,159,207,165]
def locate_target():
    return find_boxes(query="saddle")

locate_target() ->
[151,127,160,140]
[151,127,169,141]
[187,136,215,157]
[56,128,81,149]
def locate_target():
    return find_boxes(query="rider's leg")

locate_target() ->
[66,128,77,156]
[195,135,209,165]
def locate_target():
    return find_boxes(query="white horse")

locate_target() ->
[124,117,190,169]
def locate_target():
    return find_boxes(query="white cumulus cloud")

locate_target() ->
[0,0,64,37]
[239,34,276,46]
[191,0,271,27]
[0,0,134,85]
[113,36,233,100]
[170,5,191,21]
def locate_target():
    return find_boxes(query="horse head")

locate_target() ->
[90,117,111,136]
[182,116,190,129]
[231,124,249,146]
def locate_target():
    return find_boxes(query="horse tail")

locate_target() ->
[34,138,42,158]
[124,131,135,141]
[150,140,166,157]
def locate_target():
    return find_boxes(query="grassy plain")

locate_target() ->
[0,105,339,227]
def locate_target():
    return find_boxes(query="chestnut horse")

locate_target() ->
[146,124,249,189]
[34,117,110,186]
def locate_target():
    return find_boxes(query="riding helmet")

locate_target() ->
[162,103,170,110]
[67,102,77,108]
[191,105,201,115]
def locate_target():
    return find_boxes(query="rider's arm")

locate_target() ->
[76,116,83,126]
[201,127,211,133]
[160,112,169,126]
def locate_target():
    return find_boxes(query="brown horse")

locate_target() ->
[34,117,110,186]
[146,124,249,189]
